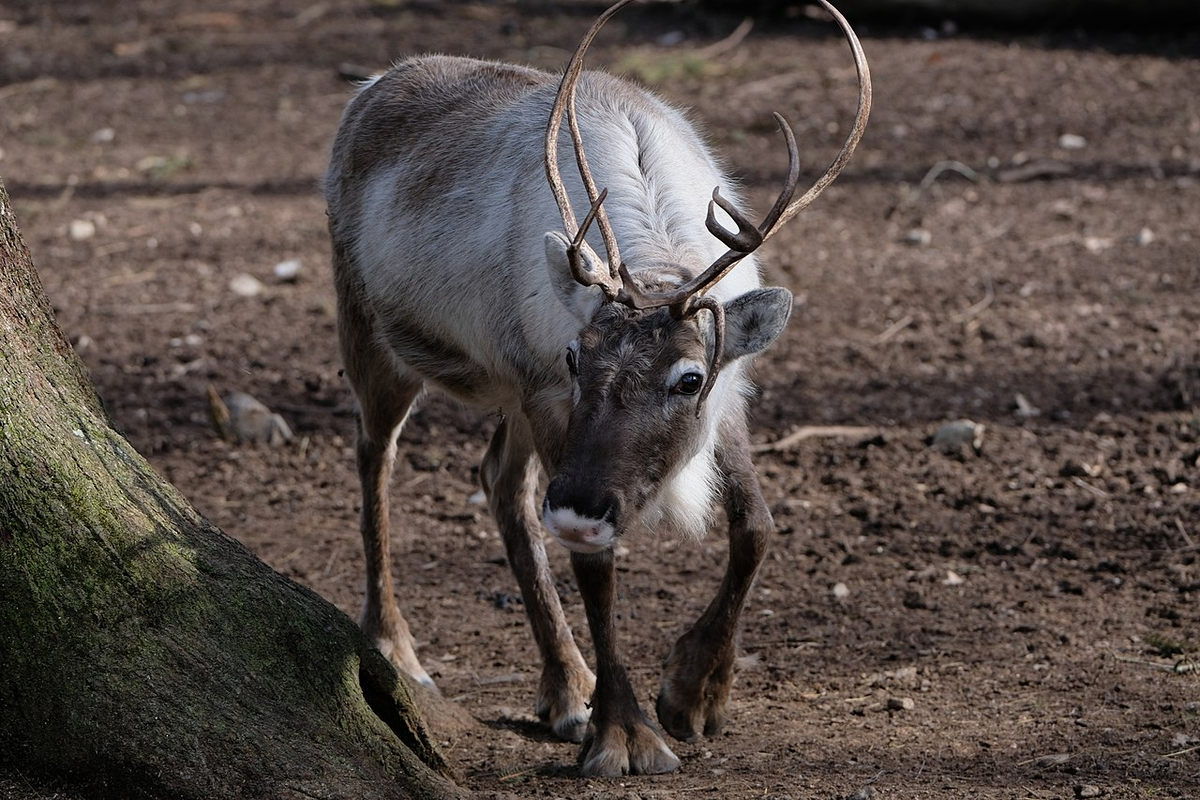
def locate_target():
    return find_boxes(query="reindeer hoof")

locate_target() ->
[540,701,590,744]
[656,634,734,741]
[537,662,595,743]
[412,672,438,690]
[656,686,724,742]
[578,718,680,777]
[361,615,437,690]
[379,641,437,690]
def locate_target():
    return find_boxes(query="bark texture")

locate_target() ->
[0,176,462,800]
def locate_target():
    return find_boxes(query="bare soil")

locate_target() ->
[2,1,1198,797]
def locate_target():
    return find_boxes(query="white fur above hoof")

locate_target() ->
[578,720,680,777]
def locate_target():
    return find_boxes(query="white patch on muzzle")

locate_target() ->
[542,506,616,553]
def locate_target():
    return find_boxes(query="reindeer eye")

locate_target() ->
[672,372,704,396]
[565,344,579,376]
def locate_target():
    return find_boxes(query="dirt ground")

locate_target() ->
[2,1,1199,797]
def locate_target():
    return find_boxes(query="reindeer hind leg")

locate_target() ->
[338,267,433,685]
[352,372,432,687]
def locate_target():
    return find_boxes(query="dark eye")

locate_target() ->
[565,346,578,376]
[672,372,704,396]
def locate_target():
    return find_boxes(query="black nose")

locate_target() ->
[545,478,619,525]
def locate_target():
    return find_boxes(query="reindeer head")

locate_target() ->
[540,0,871,552]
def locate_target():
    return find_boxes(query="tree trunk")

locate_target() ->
[0,176,463,800]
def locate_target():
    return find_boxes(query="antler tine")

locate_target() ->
[616,113,798,312]
[687,295,726,414]
[565,189,611,288]
[705,188,763,253]
[686,113,801,297]
[761,0,872,244]
[756,112,802,235]
[545,0,637,295]
[567,92,622,280]
[544,73,580,234]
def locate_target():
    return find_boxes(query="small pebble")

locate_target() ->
[904,228,932,246]
[69,219,96,240]
[931,419,984,455]
[1049,198,1076,218]
[229,273,265,297]
[1074,785,1103,799]
[211,389,293,446]
[1014,393,1041,418]
[1060,458,1098,478]
[1058,133,1087,149]
[831,582,850,601]
[887,696,915,712]
[273,258,302,281]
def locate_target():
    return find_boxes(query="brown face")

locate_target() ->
[539,284,793,552]
[541,303,712,553]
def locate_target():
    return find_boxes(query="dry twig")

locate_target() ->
[873,314,914,345]
[891,159,984,217]
[753,425,878,454]
[950,274,995,323]
[695,18,754,59]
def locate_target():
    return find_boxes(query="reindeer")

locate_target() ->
[325,0,869,777]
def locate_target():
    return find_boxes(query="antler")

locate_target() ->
[762,0,872,242]
[544,0,638,300]
[543,0,870,414]
[616,0,872,315]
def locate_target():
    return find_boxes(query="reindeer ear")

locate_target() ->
[544,231,604,322]
[721,287,793,360]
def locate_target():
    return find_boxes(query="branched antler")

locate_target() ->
[613,0,872,316]
[544,0,871,410]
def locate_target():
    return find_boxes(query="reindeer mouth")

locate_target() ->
[542,502,617,553]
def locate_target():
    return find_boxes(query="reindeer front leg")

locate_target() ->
[656,416,772,741]
[482,418,595,743]
[571,549,680,777]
